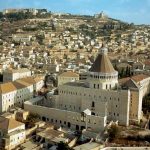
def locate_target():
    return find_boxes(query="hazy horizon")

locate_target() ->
[0,0,150,25]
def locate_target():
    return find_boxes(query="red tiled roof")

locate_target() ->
[119,74,150,86]
[144,60,150,65]
[131,74,150,83]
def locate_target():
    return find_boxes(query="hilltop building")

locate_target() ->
[94,11,108,19]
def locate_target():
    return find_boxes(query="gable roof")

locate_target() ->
[12,81,27,89]
[4,68,30,74]
[0,76,44,94]
[131,74,150,83]
[119,74,150,88]
[19,77,36,84]
[0,82,17,94]
[125,79,139,89]
[0,117,24,131]
[144,60,150,66]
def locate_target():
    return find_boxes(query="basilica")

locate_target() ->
[25,45,150,132]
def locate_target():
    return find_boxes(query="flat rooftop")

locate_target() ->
[101,147,150,150]
[64,81,89,88]
[20,140,39,150]
[74,142,101,150]
[37,128,64,140]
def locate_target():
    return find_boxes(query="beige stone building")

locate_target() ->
[3,68,31,83]
[119,74,150,122]
[24,45,150,132]
[12,34,32,43]
[57,71,79,86]
[0,76,44,113]
[0,117,26,150]
[24,46,127,132]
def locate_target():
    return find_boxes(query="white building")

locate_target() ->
[0,76,44,113]
[0,117,26,150]
[3,68,31,83]
[20,76,44,92]
[12,34,32,43]
[0,82,17,113]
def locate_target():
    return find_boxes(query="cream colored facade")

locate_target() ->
[24,97,107,132]
[0,82,33,113]
[58,71,79,86]
[12,34,32,42]
[24,46,130,133]
[0,76,44,113]
[34,77,44,92]
[0,117,26,150]
[55,46,130,126]
[57,83,130,126]
[120,75,150,122]
[3,68,31,82]
[24,46,150,133]
[0,90,16,113]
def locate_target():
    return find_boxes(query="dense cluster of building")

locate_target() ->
[25,45,150,131]
[0,9,150,149]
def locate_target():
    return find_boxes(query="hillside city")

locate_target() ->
[0,8,150,150]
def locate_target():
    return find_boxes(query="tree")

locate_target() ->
[0,12,3,19]
[119,68,125,78]
[125,66,131,77]
[36,34,44,45]
[5,12,34,21]
[44,74,48,88]
[114,64,118,71]
[107,124,119,141]
[27,113,40,123]
[57,141,72,150]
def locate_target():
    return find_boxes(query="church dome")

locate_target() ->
[89,45,117,74]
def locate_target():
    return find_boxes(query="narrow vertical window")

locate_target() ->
[92,101,95,107]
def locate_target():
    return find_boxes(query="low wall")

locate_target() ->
[24,102,106,132]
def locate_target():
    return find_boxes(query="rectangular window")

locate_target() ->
[92,101,95,107]
[94,84,96,88]
[92,112,95,115]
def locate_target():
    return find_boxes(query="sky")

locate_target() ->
[0,0,150,24]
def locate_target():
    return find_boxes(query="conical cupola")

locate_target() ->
[87,44,118,90]
[89,44,116,74]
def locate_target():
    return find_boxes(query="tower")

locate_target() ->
[87,45,118,90]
